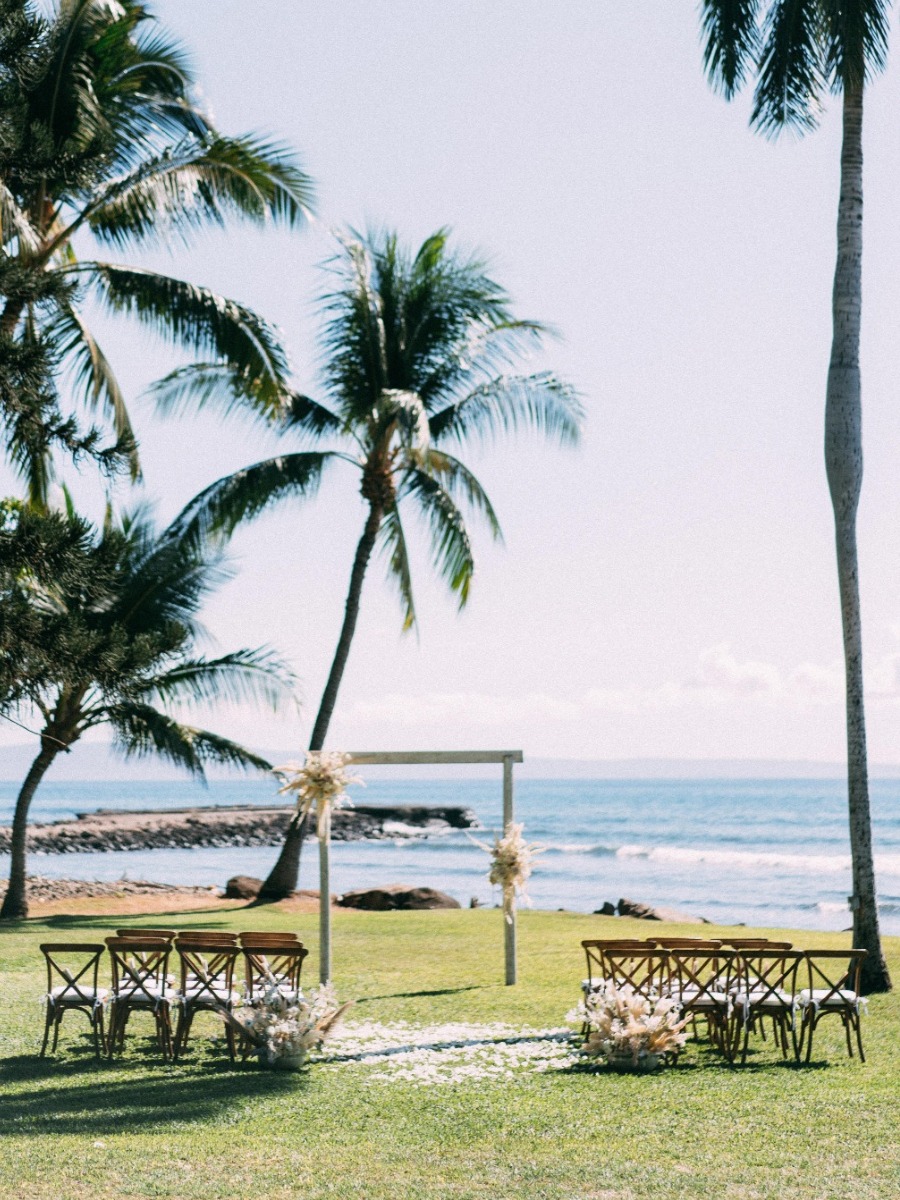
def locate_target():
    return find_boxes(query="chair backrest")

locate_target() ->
[668,948,735,1006]
[179,931,238,944]
[653,938,723,949]
[238,931,301,945]
[175,939,240,1005]
[105,937,171,1003]
[40,943,105,1004]
[723,938,793,950]
[734,949,804,1008]
[242,941,309,996]
[581,939,655,986]
[115,928,176,941]
[803,949,867,1002]
[594,947,670,998]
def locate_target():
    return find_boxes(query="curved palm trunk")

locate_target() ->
[258,502,384,901]
[0,741,59,919]
[825,83,890,993]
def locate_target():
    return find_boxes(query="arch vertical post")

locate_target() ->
[502,752,516,985]
[319,810,332,984]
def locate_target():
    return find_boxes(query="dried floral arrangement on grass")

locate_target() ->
[568,981,689,1070]
[234,983,351,1067]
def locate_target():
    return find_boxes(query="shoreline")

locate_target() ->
[0,802,478,856]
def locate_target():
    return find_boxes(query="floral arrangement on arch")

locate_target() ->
[568,981,689,1067]
[235,982,350,1065]
[275,751,363,835]
[472,822,543,905]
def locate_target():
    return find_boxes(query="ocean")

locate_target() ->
[2,776,900,935]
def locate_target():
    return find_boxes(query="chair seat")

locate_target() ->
[797,988,860,1008]
[673,991,729,1008]
[733,989,792,1010]
[48,985,108,1004]
[111,985,169,1003]
[178,985,238,1005]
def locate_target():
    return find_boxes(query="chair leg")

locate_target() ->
[804,1012,816,1064]
[844,1013,854,1058]
[51,1008,62,1053]
[40,1007,53,1058]
[854,1012,866,1063]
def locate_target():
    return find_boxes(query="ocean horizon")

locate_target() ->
[2,775,899,936]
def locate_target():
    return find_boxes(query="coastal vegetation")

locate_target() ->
[0,0,312,501]
[0,503,293,918]
[174,229,582,899]
[700,0,893,993]
[0,907,898,1199]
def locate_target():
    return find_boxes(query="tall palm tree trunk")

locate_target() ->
[0,741,59,919]
[825,82,890,993]
[258,502,384,901]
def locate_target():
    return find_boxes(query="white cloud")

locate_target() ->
[341,643,900,732]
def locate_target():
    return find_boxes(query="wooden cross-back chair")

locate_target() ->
[39,943,107,1058]
[173,939,241,1061]
[731,949,804,1064]
[580,940,655,995]
[238,931,301,945]
[242,941,309,1000]
[797,949,868,1063]
[667,948,736,1056]
[593,947,670,1000]
[105,937,173,1058]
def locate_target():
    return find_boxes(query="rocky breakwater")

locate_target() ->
[0,803,478,856]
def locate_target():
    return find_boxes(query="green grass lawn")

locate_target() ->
[0,906,897,1200]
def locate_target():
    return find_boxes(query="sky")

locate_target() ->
[8,0,900,765]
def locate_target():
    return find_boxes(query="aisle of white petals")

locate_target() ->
[315,1021,580,1085]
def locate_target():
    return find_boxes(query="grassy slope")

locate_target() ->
[0,908,897,1200]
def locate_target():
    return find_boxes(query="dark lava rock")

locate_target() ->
[594,901,617,916]
[336,885,461,911]
[224,875,263,900]
[617,896,710,924]
[618,897,663,920]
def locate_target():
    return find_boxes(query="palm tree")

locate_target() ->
[700,0,891,990]
[0,500,295,919]
[171,228,583,898]
[0,0,313,502]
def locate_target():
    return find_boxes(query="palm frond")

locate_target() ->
[700,0,762,97]
[819,0,890,90]
[148,363,294,424]
[378,503,417,630]
[403,469,475,605]
[137,647,296,712]
[79,134,314,249]
[428,372,582,447]
[74,262,293,405]
[752,0,826,134]
[45,302,140,477]
[172,452,334,544]
[108,702,273,779]
[417,449,503,542]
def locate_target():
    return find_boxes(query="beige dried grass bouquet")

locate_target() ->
[275,751,363,835]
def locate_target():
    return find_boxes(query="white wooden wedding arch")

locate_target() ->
[317,750,524,986]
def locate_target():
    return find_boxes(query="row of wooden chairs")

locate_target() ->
[581,938,868,1064]
[40,930,308,1061]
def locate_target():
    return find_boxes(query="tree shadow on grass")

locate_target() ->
[355,985,484,1003]
[36,910,246,930]
[0,1045,304,1136]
